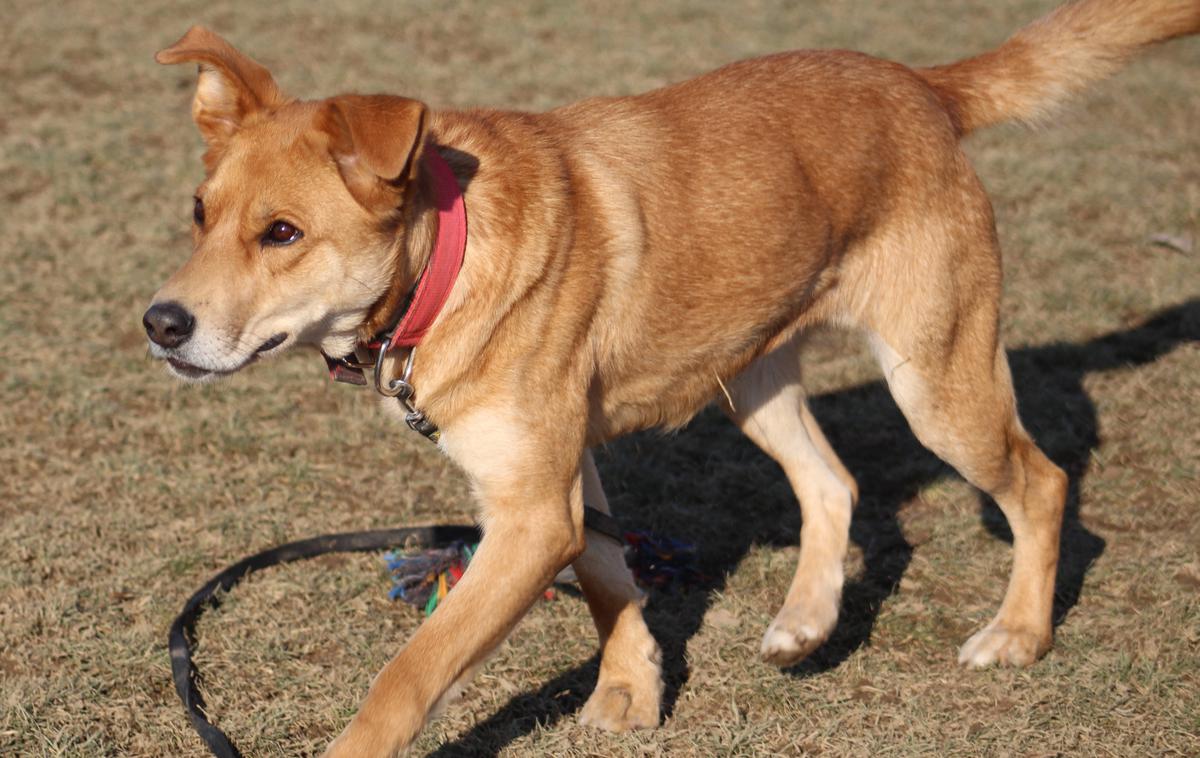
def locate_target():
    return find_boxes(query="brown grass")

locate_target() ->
[1,1,1198,755]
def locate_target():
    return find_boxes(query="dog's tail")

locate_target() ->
[919,0,1200,136]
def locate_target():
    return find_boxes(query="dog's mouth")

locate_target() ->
[255,332,288,354]
[163,333,290,380]
[165,356,223,380]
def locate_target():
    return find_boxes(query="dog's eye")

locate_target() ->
[263,220,303,246]
[193,197,205,227]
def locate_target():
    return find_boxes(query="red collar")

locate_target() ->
[324,148,466,387]
[387,148,467,348]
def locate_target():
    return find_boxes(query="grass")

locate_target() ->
[1,0,1198,755]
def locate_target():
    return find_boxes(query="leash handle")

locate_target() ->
[169,525,480,758]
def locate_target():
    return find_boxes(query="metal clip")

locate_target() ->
[372,338,417,399]
[405,409,440,441]
[370,341,441,442]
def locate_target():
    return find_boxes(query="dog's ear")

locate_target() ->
[156,26,283,155]
[317,95,430,213]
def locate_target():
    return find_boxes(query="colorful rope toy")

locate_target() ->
[623,531,705,590]
[385,530,703,614]
[385,541,475,615]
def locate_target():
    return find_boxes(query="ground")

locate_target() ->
[1,0,1198,755]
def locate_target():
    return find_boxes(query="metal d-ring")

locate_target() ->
[372,338,417,400]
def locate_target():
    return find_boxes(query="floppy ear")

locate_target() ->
[156,26,283,154]
[317,94,430,212]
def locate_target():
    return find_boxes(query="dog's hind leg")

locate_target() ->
[574,450,663,731]
[725,338,858,666]
[864,218,1068,667]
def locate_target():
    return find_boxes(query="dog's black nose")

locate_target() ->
[143,302,195,349]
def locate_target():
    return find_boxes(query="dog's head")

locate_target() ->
[144,27,431,381]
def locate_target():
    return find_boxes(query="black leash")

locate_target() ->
[169,525,479,758]
[169,509,623,757]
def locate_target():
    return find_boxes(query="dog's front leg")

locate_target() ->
[324,423,586,758]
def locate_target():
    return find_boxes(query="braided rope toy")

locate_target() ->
[385,530,703,615]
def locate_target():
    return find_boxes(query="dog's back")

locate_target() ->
[495,0,1200,436]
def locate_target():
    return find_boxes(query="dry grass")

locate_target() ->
[2,1,1198,756]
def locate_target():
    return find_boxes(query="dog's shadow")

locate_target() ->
[427,298,1198,756]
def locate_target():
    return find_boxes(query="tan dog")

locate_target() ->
[144,1,1199,754]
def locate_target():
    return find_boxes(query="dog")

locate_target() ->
[144,1,1199,754]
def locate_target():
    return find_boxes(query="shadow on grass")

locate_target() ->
[430,298,1198,756]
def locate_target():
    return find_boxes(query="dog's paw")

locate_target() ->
[760,621,826,667]
[760,598,838,667]
[957,622,1050,668]
[579,680,661,732]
